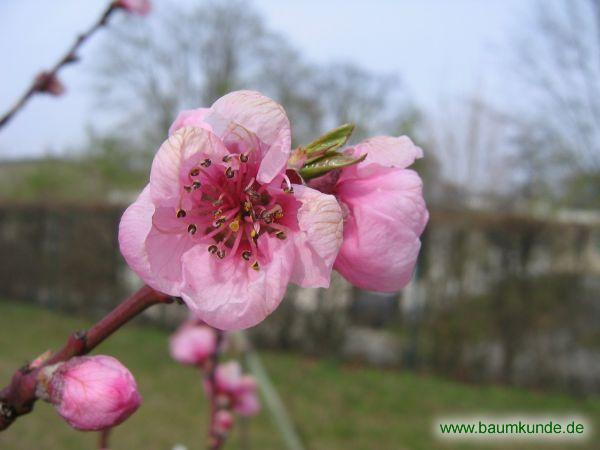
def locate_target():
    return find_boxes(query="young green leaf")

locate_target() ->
[303,123,355,162]
[299,152,367,180]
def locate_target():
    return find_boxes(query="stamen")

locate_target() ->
[242,250,251,261]
[213,217,226,227]
[187,224,197,235]
[216,249,226,259]
[200,159,212,168]
[225,167,235,179]
[229,218,240,232]
[222,155,232,163]
[192,181,201,190]
[251,261,260,271]
[190,168,200,177]
[239,153,249,163]
[208,245,218,254]
[176,209,186,218]
[213,209,223,218]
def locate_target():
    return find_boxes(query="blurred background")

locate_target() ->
[1,0,599,449]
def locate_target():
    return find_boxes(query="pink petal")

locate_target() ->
[179,237,294,330]
[205,90,291,183]
[150,127,229,207]
[347,135,423,177]
[118,186,193,296]
[334,167,428,292]
[289,184,343,288]
[118,186,158,289]
[168,108,212,135]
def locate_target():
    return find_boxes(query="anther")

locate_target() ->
[250,229,258,238]
[239,153,249,163]
[251,261,260,271]
[243,201,252,212]
[283,186,294,194]
[216,249,226,259]
[213,209,223,218]
[222,155,232,163]
[192,181,201,189]
[225,167,235,178]
[242,250,251,261]
[275,231,286,240]
[229,219,240,232]
[187,224,197,235]
[184,185,192,193]
[176,209,186,218]
[190,168,200,177]
[201,159,212,168]
[214,218,226,227]
[208,245,218,254]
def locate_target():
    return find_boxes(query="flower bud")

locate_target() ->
[37,355,141,431]
[114,0,151,15]
[169,321,217,366]
[214,410,234,433]
[209,361,260,417]
[34,72,65,96]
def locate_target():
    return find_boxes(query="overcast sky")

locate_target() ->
[0,0,533,158]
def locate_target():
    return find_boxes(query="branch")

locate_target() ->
[0,3,117,130]
[205,330,226,450]
[0,285,173,431]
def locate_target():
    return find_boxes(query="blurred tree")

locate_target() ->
[91,0,418,150]
[510,0,600,209]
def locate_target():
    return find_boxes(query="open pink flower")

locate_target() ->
[115,0,151,15]
[210,361,260,417]
[38,355,141,431]
[119,91,343,330]
[169,320,217,366]
[311,136,428,292]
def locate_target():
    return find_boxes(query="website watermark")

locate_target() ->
[434,414,591,443]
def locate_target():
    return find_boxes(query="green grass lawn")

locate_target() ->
[0,300,598,450]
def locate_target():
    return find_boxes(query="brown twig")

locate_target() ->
[0,285,173,431]
[0,2,117,130]
[206,330,226,450]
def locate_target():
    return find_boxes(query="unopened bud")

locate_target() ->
[37,355,141,431]
[114,0,152,15]
[169,321,217,366]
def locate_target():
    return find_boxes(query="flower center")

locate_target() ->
[175,153,293,270]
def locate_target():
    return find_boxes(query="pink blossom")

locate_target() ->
[210,361,260,417]
[312,136,428,291]
[169,321,217,366]
[115,0,151,15]
[38,355,141,431]
[119,90,343,330]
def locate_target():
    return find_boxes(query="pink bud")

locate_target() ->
[214,410,234,433]
[169,321,217,366]
[34,72,65,96]
[115,0,151,15]
[209,362,260,417]
[38,355,141,431]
